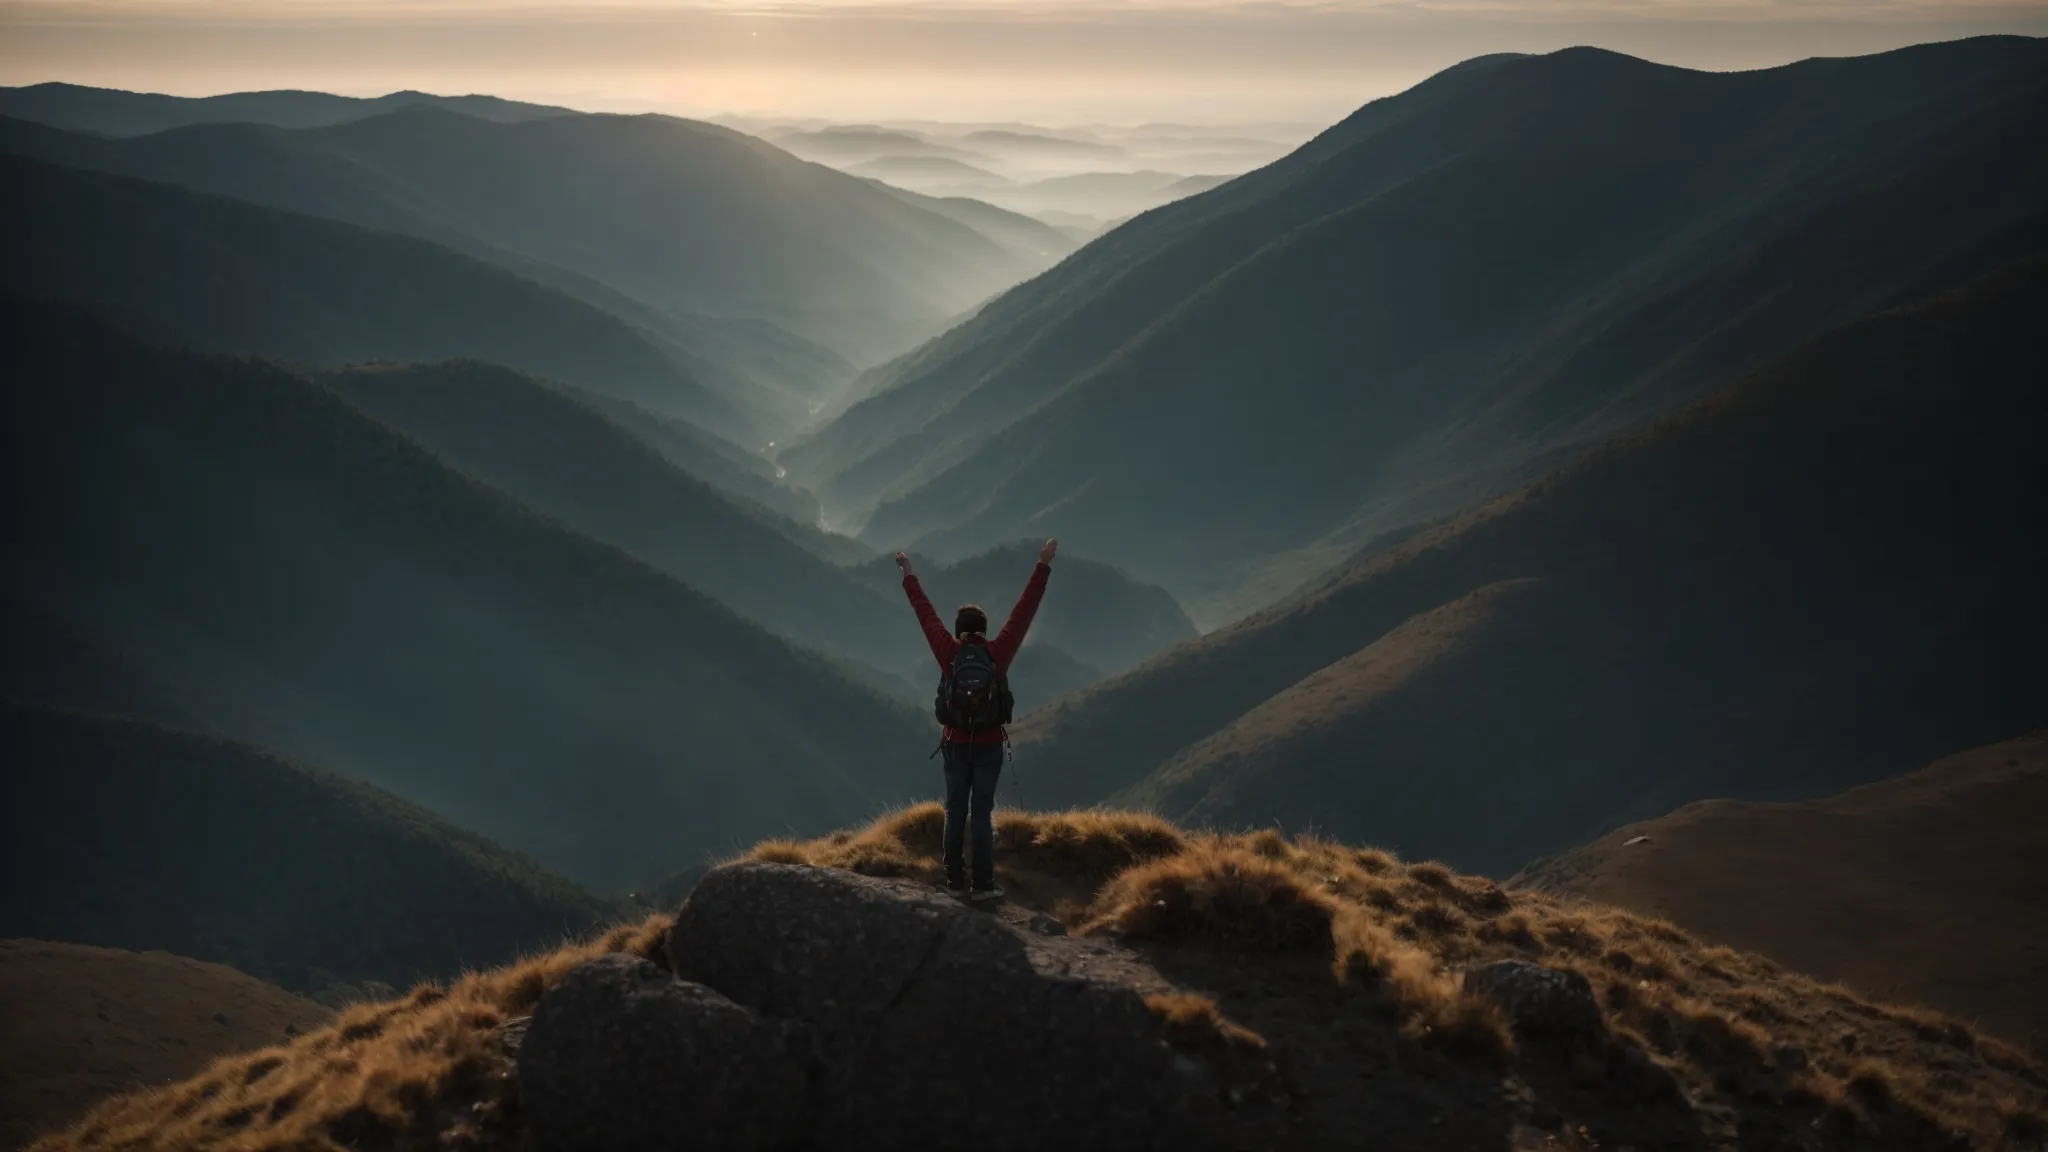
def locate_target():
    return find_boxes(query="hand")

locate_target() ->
[1038,538,1059,565]
[895,552,915,577]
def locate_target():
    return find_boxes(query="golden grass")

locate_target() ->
[29,918,671,1152]
[750,802,1190,893]
[1146,992,1267,1055]
[37,807,2048,1150]
[1085,842,1341,951]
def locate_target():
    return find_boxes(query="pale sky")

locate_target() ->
[2,0,2043,123]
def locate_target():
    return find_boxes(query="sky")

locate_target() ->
[2,0,2044,125]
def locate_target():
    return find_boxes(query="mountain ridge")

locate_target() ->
[0,151,752,438]
[0,80,577,136]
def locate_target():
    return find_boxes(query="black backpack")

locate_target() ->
[936,635,1013,731]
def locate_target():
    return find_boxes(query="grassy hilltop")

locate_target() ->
[31,808,2046,1151]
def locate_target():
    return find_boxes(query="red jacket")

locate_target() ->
[904,561,1051,743]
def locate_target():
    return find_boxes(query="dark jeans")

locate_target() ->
[942,741,1004,887]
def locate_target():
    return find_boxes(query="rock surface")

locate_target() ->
[518,953,810,1152]
[1462,960,1604,1038]
[666,861,1222,1151]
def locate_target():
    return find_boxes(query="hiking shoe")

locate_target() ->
[944,877,969,897]
[968,884,1004,903]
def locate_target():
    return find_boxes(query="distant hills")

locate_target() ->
[960,128,1122,157]
[0,703,614,993]
[867,184,1080,264]
[0,80,574,135]
[323,360,925,680]
[972,170,1232,219]
[785,36,2048,620]
[774,125,979,162]
[849,155,1012,186]
[0,153,751,440]
[323,361,1190,699]
[0,297,935,891]
[1515,731,2048,1052]
[0,99,1058,372]
[1013,257,2048,877]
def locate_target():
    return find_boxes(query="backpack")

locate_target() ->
[935,635,1013,732]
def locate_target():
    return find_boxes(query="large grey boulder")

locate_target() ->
[518,952,810,1152]
[1463,960,1605,1038]
[667,861,1223,1151]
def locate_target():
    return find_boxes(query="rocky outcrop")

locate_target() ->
[1462,960,1604,1038]
[668,862,1221,1150]
[516,862,1226,1152]
[517,953,810,1152]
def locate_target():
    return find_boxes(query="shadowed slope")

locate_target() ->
[0,940,333,1151]
[1516,732,2048,1053]
[1015,257,2048,876]
[568,387,826,528]
[0,297,928,890]
[0,704,614,995]
[0,152,749,438]
[0,110,864,440]
[790,37,2048,615]
[0,103,1058,369]
[326,361,921,674]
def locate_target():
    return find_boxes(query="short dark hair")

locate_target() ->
[954,604,988,636]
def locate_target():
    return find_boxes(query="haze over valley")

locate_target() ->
[2,18,2045,1152]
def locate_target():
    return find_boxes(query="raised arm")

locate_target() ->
[989,539,1057,669]
[898,552,956,668]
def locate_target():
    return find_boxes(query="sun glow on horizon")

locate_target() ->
[2,0,2042,121]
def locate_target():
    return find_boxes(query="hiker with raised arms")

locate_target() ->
[896,539,1057,901]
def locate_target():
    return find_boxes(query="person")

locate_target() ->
[896,539,1057,900]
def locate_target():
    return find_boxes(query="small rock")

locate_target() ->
[1623,835,1651,846]
[1027,913,1068,937]
[211,1011,229,1025]
[1463,961,1605,1038]
[518,954,809,1152]
[499,1014,531,1057]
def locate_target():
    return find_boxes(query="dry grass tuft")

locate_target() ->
[1353,848,1399,874]
[1406,860,1455,889]
[745,804,1190,894]
[32,915,673,1152]
[1147,992,1267,1054]
[1086,842,1340,952]
[996,809,1190,888]
[1332,914,1512,1060]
